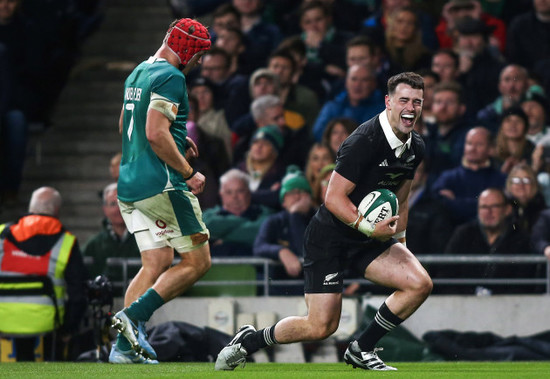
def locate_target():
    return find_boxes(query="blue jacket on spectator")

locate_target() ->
[312,89,384,141]
[431,164,506,226]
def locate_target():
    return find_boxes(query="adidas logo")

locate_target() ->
[379,159,388,167]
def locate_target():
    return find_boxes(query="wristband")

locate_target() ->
[184,169,196,180]
[394,230,407,247]
[394,230,406,239]
[347,212,375,237]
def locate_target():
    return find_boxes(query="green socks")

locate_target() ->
[126,288,165,322]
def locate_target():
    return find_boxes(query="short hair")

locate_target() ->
[433,80,464,103]
[28,187,62,216]
[500,64,528,81]
[416,68,440,83]
[277,36,306,58]
[251,94,282,122]
[212,3,241,21]
[300,0,331,19]
[433,48,459,68]
[218,25,245,42]
[479,187,509,206]
[219,168,251,189]
[346,35,378,56]
[387,72,424,95]
[102,182,117,203]
[268,48,297,73]
[203,46,231,69]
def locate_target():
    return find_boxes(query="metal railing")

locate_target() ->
[100,255,550,296]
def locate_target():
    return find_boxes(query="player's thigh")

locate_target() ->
[177,243,211,271]
[304,292,343,326]
[139,246,176,273]
[364,243,430,290]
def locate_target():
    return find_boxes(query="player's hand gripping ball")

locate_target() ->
[358,189,399,225]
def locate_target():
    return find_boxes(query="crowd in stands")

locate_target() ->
[4,0,550,362]
[6,0,550,300]
[162,0,550,295]
[82,0,550,296]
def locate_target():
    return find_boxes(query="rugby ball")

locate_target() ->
[358,189,399,224]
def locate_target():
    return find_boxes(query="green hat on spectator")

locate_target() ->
[251,125,284,154]
[280,165,312,202]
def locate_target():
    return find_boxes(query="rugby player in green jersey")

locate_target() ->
[109,18,212,364]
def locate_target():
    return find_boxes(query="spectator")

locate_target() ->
[200,46,250,126]
[492,106,535,174]
[186,94,231,209]
[407,161,454,256]
[267,49,320,130]
[345,35,390,91]
[432,127,506,226]
[234,94,311,169]
[214,26,248,75]
[189,77,233,161]
[109,152,122,181]
[521,93,550,145]
[321,117,358,157]
[361,0,438,50]
[436,0,506,53]
[441,188,536,295]
[506,0,550,73]
[384,6,433,75]
[253,165,315,295]
[431,48,460,83]
[236,125,287,210]
[233,0,282,72]
[0,187,88,359]
[477,64,545,133]
[312,64,384,141]
[279,0,370,36]
[531,208,550,260]
[83,183,140,281]
[452,16,505,118]
[311,162,335,208]
[210,2,242,41]
[304,142,334,191]
[505,163,547,234]
[202,169,272,256]
[298,0,352,85]
[230,68,280,138]
[417,69,440,127]
[424,81,470,188]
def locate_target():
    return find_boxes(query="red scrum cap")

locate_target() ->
[164,18,211,66]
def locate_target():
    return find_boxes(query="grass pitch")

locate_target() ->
[1,362,549,379]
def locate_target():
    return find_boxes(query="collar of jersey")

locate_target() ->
[379,109,412,158]
[147,56,167,63]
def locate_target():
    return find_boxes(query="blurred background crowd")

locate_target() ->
[2,0,550,295]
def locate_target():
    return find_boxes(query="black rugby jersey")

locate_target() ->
[316,113,425,239]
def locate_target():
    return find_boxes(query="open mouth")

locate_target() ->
[401,113,415,127]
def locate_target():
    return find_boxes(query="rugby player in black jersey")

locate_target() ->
[216,72,432,371]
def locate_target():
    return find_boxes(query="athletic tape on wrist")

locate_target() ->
[348,213,374,237]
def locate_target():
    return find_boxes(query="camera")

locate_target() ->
[87,275,113,307]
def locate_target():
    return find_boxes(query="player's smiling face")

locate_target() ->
[385,83,423,140]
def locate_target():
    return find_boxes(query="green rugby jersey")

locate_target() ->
[118,57,190,202]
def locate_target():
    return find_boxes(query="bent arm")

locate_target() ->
[146,108,193,178]
[324,171,359,225]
